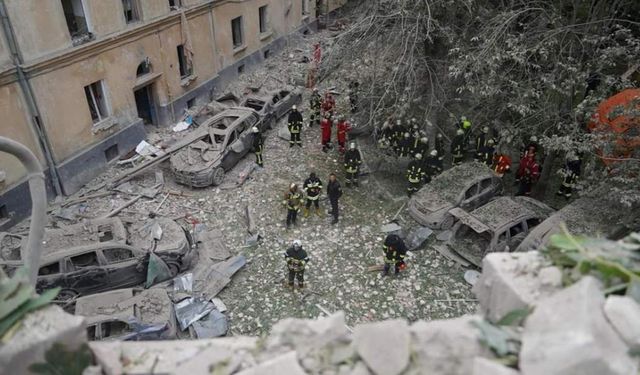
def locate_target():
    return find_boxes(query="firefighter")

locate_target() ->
[407,153,426,195]
[475,126,490,160]
[492,153,512,177]
[322,91,335,119]
[379,121,393,149]
[382,233,407,276]
[327,173,343,225]
[477,138,496,166]
[309,87,322,127]
[435,132,445,162]
[344,142,362,187]
[321,113,333,152]
[414,136,429,158]
[251,126,264,168]
[283,183,303,229]
[336,116,352,153]
[458,115,472,142]
[392,119,406,154]
[303,172,323,217]
[348,80,359,113]
[284,240,309,290]
[557,153,581,199]
[516,145,540,196]
[451,129,466,166]
[288,105,303,147]
[424,149,443,183]
[399,132,413,158]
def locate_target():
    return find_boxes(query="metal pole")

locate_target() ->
[0,137,46,286]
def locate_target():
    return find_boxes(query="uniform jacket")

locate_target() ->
[284,190,302,210]
[288,111,303,131]
[327,180,343,201]
[285,247,309,271]
[344,149,362,171]
[451,135,465,156]
[383,234,407,262]
[517,155,540,182]
[407,160,425,182]
[321,118,332,142]
[303,176,323,199]
[252,133,263,152]
[337,120,352,143]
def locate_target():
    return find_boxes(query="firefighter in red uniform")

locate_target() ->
[322,91,335,119]
[321,113,333,152]
[516,145,540,196]
[492,153,512,177]
[336,116,352,153]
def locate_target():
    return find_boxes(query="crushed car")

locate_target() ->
[75,288,176,341]
[446,196,555,267]
[170,108,266,187]
[0,217,193,299]
[408,162,503,229]
[217,87,302,128]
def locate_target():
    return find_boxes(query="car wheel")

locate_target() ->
[211,167,225,186]
[440,214,455,230]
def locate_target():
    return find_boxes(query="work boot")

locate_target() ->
[331,218,338,225]
[298,283,304,290]
[303,208,310,218]
[315,207,322,217]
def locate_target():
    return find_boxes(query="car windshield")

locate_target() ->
[243,99,265,111]
[451,224,493,263]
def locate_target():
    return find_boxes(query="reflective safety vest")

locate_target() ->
[284,191,302,210]
[304,178,322,200]
[407,161,425,183]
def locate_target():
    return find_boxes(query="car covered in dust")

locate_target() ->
[76,288,176,341]
[217,88,302,128]
[0,217,193,299]
[447,196,555,267]
[170,108,265,187]
[407,162,503,229]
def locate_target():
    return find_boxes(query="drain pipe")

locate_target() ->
[0,137,46,286]
[0,0,62,196]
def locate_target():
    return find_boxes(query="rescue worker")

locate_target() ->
[284,240,309,290]
[327,173,343,225]
[288,105,303,147]
[251,127,264,168]
[382,233,407,276]
[392,119,407,154]
[283,183,303,229]
[492,153,512,177]
[309,87,322,127]
[450,129,466,166]
[399,132,413,158]
[322,91,335,119]
[336,116,352,153]
[424,149,443,183]
[407,153,426,195]
[458,116,472,142]
[344,142,362,187]
[435,132,445,162]
[348,80,359,113]
[477,138,496,166]
[475,126,490,160]
[320,113,333,152]
[303,172,323,217]
[414,136,429,158]
[516,145,540,196]
[379,121,393,149]
[557,153,581,199]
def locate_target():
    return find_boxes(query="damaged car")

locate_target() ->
[170,108,265,187]
[408,162,503,229]
[447,196,555,267]
[217,87,302,128]
[75,288,176,341]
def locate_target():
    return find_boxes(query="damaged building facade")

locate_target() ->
[0,0,346,230]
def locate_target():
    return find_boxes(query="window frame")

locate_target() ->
[102,248,135,264]
[302,0,308,15]
[176,44,193,78]
[259,5,268,34]
[231,16,244,48]
[84,80,110,124]
[122,0,141,24]
[168,0,182,10]
[69,251,101,269]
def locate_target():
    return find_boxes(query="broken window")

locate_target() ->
[509,222,526,237]
[86,325,98,340]
[231,16,243,48]
[70,251,99,268]
[84,80,110,124]
[227,131,237,145]
[100,320,130,338]
[259,6,268,33]
[464,184,478,199]
[177,45,193,78]
[61,0,91,44]
[38,262,60,276]
[168,0,182,10]
[526,218,541,229]
[123,0,141,24]
[103,248,134,263]
[479,178,492,191]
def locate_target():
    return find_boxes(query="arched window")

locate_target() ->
[136,60,152,76]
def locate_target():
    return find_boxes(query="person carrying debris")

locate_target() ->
[450,129,466,166]
[321,113,333,152]
[474,126,490,160]
[288,105,303,148]
[251,127,264,168]
[283,183,303,229]
[557,152,581,199]
[407,153,426,195]
[322,91,336,119]
[336,116,352,154]
[382,233,407,276]
[344,142,362,187]
[303,172,323,217]
[435,132,445,162]
[424,149,443,183]
[327,173,343,225]
[284,240,309,290]
[516,145,540,196]
[309,87,322,127]
[477,138,496,167]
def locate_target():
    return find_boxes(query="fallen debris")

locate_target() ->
[190,310,228,338]
[405,226,433,250]
[174,297,215,331]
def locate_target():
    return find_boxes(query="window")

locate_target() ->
[259,6,268,33]
[227,131,237,145]
[464,184,477,199]
[70,252,99,268]
[87,325,98,340]
[122,0,141,24]
[526,218,541,230]
[497,231,507,244]
[302,0,308,15]
[61,0,89,40]
[136,60,151,76]
[168,0,182,10]
[237,64,245,75]
[0,204,8,221]
[263,49,271,59]
[177,45,193,78]
[103,248,134,263]
[479,178,492,191]
[186,98,196,108]
[38,262,60,276]
[104,144,119,162]
[509,223,526,237]
[101,320,130,338]
[231,16,243,48]
[84,81,109,124]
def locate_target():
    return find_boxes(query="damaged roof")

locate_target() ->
[416,162,494,203]
[467,197,536,232]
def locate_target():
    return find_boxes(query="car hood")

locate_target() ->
[170,141,222,172]
[411,186,455,213]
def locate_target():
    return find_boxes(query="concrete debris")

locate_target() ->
[354,320,410,375]
[464,270,481,286]
[173,273,194,293]
[212,297,228,313]
[237,351,307,375]
[405,226,433,250]
[436,230,452,241]
[473,252,561,323]
[174,297,216,331]
[472,357,521,375]
[520,276,638,375]
[604,295,640,351]
[135,140,162,157]
[197,229,232,261]
[191,310,229,338]
[380,222,401,234]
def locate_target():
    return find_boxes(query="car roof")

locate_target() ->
[38,218,128,257]
[0,242,144,267]
[468,197,537,232]
[416,162,495,203]
[76,288,172,326]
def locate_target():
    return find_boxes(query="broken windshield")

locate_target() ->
[450,224,493,264]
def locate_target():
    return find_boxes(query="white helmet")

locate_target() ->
[349,142,356,150]
[421,137,428,143]
[430,149,438,157]
[461,116,467,121]
[252,126,259,133]
[415,153,423,160]
[396,119,402,126]
[313,87,319,92]
[456,129,464,135]
[487,138,495,145]
[293,239,302,248]
[482,126,489,133]
[290,183,297,189]
[292,105,297,110]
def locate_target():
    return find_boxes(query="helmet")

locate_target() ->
[310,172,316,178]
[290,183,297,189]
[396,119,402,126]
[415,153,422,160]
[293,239,302,248]
[292,105,297,110]
[313,87,319,92]
[487,138,495,145]
[456,129,464,135]
[482,126,489,133]
[530,135,538,142]
[437,133,443,138]
[252,126,259,133]
[404,132,410,138]
[461,116,467,121]
[411,118,417,123]
[349,142,356,150]
[430,149,438,156]
[421,137,428,143]
[412,124,419,130]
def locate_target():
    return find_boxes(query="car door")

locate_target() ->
[475,177,498,206]
[101,247,146,289]
[507,222,527,251]
[459,183,480,210]
[64,250,110,295]
[274,90,292,118]
[35,260,66,293]
[494,230,509,253]
[220,129,240,170]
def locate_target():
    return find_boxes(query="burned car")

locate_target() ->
[170,108,264,187]
[447,196,555,267]
[408,162,503,229]
[218,88,302,127]
[76,288,176,341]
[0,217,193,299]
